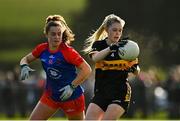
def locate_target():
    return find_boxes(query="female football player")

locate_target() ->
[20,15,92,120]
[84,14,140,120]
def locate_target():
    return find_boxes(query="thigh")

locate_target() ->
[102,103,125,120]
[85,103,104,120]
[61,94,85,120]
[29,101,57,120]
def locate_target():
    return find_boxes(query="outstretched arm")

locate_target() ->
[20,53,37,80]
[20,52,37,65]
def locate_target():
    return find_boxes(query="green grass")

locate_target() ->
[0,0,87,64]
[0,110,169,120]
[0,0,87,30]
[0,113,67,120]
[0,48,31,62]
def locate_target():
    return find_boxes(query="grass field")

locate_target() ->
[0,0,87,30]
[0,0,87,64]
[0,110,169,120]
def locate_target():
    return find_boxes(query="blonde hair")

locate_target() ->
[44,15,75,44]
[83,14,125,53]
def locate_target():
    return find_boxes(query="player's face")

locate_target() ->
[46,26,65,48]
[107,22,123,43]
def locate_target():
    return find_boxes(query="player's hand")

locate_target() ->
[109,43,119,52]
[109,40,128,52]
[20,64,35,80]
[118,39,128,47]
[59,84,76,101]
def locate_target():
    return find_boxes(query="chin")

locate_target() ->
[113,39,119,42]
[54,41,60,44]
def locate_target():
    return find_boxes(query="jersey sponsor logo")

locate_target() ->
[47,67,62,79]
[95,59,138,70]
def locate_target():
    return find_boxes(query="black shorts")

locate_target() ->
[91,82,131,112]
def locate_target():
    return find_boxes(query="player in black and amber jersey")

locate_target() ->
[83,14,140,120]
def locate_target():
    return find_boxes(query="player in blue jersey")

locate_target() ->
[19,15,92,120]
[83,14,140,120]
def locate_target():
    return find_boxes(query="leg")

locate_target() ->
[85,103,104,120]
[29,101,57,120]
[62,94,86,120]
[67,111,85,120]
[102,104,125,120]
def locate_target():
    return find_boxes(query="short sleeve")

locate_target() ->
[63,47,84,67]
[88,41,101,58]
[91,41,99,51]
[32,43,48,58]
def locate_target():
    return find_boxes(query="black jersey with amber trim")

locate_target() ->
[90,39,138,98]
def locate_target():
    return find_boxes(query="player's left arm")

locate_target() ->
[71,60,92,87]
[59,59,92,101]
[63,47,92,87]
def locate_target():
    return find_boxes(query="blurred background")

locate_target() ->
[0,0,180,120]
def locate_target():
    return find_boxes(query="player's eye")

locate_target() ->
[51,32,56,36]
[57,32,61,36]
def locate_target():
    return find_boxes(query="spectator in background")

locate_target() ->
[13,65,28,117]
[164,65,180,119]
[2,71,15,118]
[127,71,148,118]
[19,15,92,120]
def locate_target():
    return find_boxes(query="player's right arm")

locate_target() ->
[19,43,47,80]
[20,52,37,65]
[90,49,110,62]
[19,53,37,80]
[90,41,121,62]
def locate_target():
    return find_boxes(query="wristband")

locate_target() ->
[70,83,77,90]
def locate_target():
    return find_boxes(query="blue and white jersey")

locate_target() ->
[32,42,84,102]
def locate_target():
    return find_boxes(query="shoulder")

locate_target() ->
[60,43,81,58]
[92,39,107,51]
[60,43,84,66]
[61,43,77,53]
[36,42,48,50]
[93,39,106,45]
[32,42,48,57]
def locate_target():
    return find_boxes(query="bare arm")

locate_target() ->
[91,47,111,62]
[71,61,92,87]
[19,53,37,80]
[20,52,37,65]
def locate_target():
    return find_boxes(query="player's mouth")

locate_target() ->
[53,40,60,43]
[114,37,120,41]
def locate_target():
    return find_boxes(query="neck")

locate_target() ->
[49,45,59,51]
[106,38,113,45]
